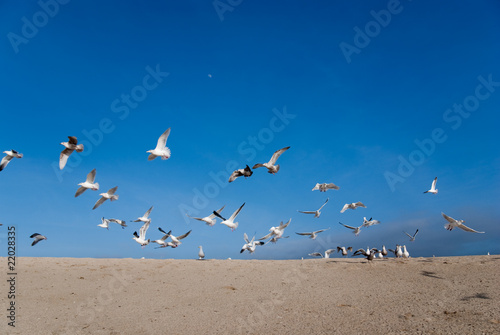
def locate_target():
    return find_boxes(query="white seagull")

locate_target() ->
[259,218,291,243]
[198,246,205,260]
[340,201,366,213]
[361,217,380,228]
[252,146,290,174]
[30,233,47,246]
[295,228,330,240]
[151,228,177,248]
[97,217,110,230]
[337,246,353,257]
[228,165,253,182]
[75,169,99,197]
[298,198,329,218]
[132,221,151,247]
[213,203,245,231]
[147,128,171,160]
[388,245,403,258]
[339,222,362,236]
[169,230,192,247]
[312,183,339,192]
[92,186,119,210]
[240,233,265,254]
[132,206,153,223]
[404,229,419,241]
[424,177,438,194]
[186,205,225,226]
[441,213,484,233]
[402,245,410,258]
[0,150,23,172]
[108,218,127,229]
[59,136,84,170]
[309,249,336,259]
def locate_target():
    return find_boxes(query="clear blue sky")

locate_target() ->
[1,1,499,259]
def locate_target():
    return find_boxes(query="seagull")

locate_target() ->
[228,165,253,182]
[404,229,419,241]
[75,169,99,197]
[132,206,153,223]
[59,136,84,170]
[298,198,329,218]
[361,217,380,228]
[338,222,362,236]
[107,218,127,229]
[169,230,192,247]
[309,249,336,259]
[340,201,366,213]
[198,246,205,260]
[213,203,245,231]
[295,228,330,240]
[0,150,23,172]
[312,183,339,192]
[97,217,110,230]
[353,247,379,261]
[147,128,171,160]
[151,228,177,248]
[132,221,151,247]
[30,233,47,246]
[240,233,265,254]
[381,245,388,256]
[259,218,291,242]
[402,245,410,258]
[252,146,290,174]
[92,186,119,210]
[186,206,225,226]
[424,177,438,194]
[337,246,353,257]
[441,213,484,233]
[388,245,403,258]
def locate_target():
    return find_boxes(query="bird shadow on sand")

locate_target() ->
[421,271,444,279]
[461,293,491,301]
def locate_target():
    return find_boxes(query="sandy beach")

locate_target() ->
[2,255,499,334]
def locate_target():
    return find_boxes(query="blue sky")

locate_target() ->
[0,1,499,259]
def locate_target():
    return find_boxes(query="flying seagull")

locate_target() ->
[75,169,99,197]
[259,218,291,243]
[339,222,362,236]
[108,218,127,229]
[92,186,119,210]
[213,203,245,231]
[240,233,265,254]
[97,217,110,230]
[337,246,353,257]
[404,229,419,241]
[198,246,205,260]
[132,221,151,247]
[298,198,329,218]
[30,233,47,246]
[186,205,225,226]
[229,165,253,182]
[252,146,290,174]
[441,213,484,233]
[309,249,336,259]
[295,228,330,240]
[361,217,380,228]
[340,201,366,213]
[151,228,177,248]
[169,230,192,247]
[132,206,154,223]
[353,247,379,261]
[147,128,171,160]
[424,177,438,194]
[59,136,84,170]
[0,150,23,172]
[312,183,339,192]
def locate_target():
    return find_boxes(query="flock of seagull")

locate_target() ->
[1,128,486,260]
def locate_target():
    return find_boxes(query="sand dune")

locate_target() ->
[2,256,499,334]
